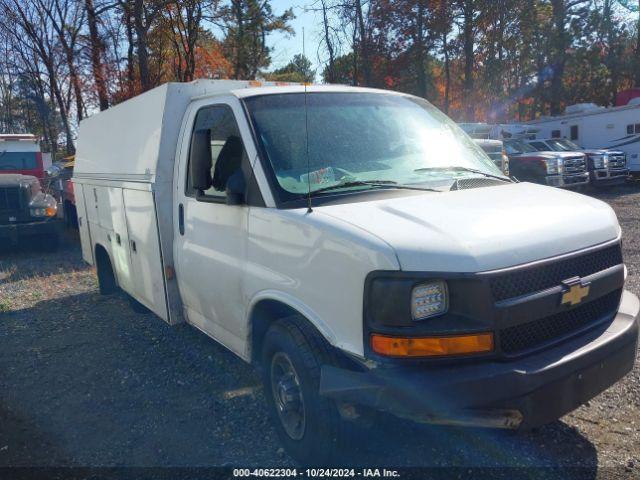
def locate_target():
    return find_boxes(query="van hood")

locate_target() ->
[316,182,620,272]
[582,149,625,156]
[540,151,585,159]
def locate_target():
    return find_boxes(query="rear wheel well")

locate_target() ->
[95,244,117,294]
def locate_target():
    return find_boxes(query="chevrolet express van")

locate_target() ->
[73,80,639,464]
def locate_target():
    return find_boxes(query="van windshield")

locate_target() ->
[0,151,38,170]
[553,139,581,151]
[244,92,506,201]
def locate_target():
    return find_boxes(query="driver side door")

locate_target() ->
[174,102,251,357]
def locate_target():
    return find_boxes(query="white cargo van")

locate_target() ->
[74,80,639,464]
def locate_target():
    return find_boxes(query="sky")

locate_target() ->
[266,1,326,76]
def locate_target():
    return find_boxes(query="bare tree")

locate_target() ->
[4,0,75,153]
[37,0,86,121]
[85,0,114,110]
[165,0,203,82]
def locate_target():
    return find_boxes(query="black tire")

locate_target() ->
[64,202,78,229]
[261,318,347,465]
[96,249,117,295]
[128,294,151,314]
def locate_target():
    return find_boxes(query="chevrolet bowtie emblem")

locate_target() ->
[561,277,591,306]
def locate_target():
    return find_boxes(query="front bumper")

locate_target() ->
[590,168,629,185]
[0,219,62,245]
[545,172,589,188]
[320,290,639,430]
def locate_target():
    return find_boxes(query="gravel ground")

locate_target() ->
[1,182,640,472]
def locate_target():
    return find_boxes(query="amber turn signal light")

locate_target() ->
[371,333,494,358]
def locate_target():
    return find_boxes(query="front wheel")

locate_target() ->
[261,319,347,465]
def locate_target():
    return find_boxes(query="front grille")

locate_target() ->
[0,187,21,211]
[609,155,626,169]
[490,244,623,301]
[500,289,621,355]
[564,156,587,174]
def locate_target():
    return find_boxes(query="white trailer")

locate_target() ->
[527,101,640,173]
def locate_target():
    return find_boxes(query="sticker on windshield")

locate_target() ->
[300,167,337,185]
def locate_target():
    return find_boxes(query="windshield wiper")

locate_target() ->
[309,180,440,196]
[414,166,511,183]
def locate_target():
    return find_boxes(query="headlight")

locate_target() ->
[502,154,510,175]
[411,281,448,320]
[30,205,57,217]
[545,157,564,175]
[592,154,608,169]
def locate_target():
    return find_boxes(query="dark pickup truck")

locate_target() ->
[0,174,61,250]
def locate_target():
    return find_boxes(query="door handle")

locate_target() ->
[178,203,184,235]
[131,240,137,253]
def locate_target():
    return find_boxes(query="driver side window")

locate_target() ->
[186,105,248,199]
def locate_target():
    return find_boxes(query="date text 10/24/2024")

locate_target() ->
[233,469,401,478]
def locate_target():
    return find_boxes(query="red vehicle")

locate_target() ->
[0,134,44,180]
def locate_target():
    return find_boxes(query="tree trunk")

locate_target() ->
[133,0,151,91]
[355,0,371,85]
[462,0,475,120]
[443,30,450,114]
[121,1,136,95]
[321,0,336,83]
[233,0,244,79]
[415,2,427,98]
[47,62,74,154]
[86,0,109,110]
[549,0,566,115]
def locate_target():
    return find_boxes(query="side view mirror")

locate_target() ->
[190,128,212,192]
[225,169,246,206]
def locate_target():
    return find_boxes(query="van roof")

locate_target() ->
[218,83,406,100]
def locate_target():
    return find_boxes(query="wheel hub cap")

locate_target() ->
[271,352,306,440]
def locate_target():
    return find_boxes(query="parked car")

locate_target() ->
[503,138,589,188]
[473,139,509,175]
[526,138,629,186]
[73,80,639,464]
[0,174,61,250]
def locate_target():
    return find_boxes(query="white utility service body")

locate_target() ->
[74,80,638,461]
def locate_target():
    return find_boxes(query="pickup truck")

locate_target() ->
[0,174,61,250]
[504,138,590,188]
[473,139,509,175]
[526,138,629,186]
[73,81,639,464]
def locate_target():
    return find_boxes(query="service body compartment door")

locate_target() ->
[123,188,168,321]
[73,183,93,264]
[108,188,135,293]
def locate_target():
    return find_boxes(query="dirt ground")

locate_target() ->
[1,182,640,474]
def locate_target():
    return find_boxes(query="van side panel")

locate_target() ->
[123,188,169,321]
